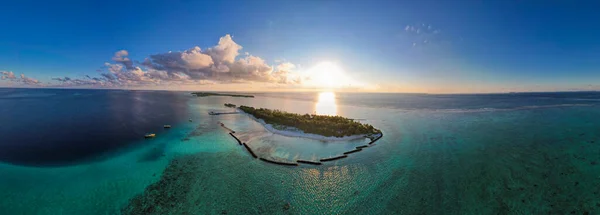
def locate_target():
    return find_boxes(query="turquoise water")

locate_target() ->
[2,91,600,214]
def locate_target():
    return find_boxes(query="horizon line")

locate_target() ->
[1,86,598,96]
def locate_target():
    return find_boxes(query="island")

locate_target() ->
[191,92,254,98]
[238,105,382,141]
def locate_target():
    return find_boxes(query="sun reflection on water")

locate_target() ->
[315,92,337,116]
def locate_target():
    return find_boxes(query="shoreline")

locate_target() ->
[238,111,368,142]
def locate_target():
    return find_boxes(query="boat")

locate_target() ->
[164,125,171,128]
[144,133,156,138]
[189,118,192,122]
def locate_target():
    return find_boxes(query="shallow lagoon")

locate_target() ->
[2,89,600,214]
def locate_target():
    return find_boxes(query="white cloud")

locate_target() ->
[277,62,296,72]
[205,34,242,64]
[1,71,16,80]
[45,34,300,88]
[111,50,134,70]
[141,34,298,84]
[0,71,42,86]
[2,35,315,89]
[181,46,214,69]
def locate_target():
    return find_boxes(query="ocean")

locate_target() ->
[1,88,600,214]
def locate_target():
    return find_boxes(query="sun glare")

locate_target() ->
[315,92,337,115]
[308,62,345,89]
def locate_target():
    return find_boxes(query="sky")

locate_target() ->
[2,0,600,93]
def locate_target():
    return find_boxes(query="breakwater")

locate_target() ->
[242,143,257,158]
[219,123,384,166]
[296,160,322,165]
[229,133,242,145]
[320,155,348,162]
[343,149,362,155]
[259,158,299,166]
[220,122,235,133]
[368,133,383,145]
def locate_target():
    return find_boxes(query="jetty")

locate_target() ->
[209,111,239,115]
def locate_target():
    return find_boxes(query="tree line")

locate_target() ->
[239,105,382,138]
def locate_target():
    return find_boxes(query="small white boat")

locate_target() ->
[144,133,156,138]
[164,125,171,128]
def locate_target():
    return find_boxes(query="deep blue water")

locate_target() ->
[2,88,600,167]
[0,88,190,166]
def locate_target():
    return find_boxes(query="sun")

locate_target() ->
[308,62,344,88]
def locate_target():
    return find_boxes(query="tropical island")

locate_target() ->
[191,92,254,98]
[238,105,382,141]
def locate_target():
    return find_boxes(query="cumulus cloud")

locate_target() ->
[277,62,296,72]
[112,50,134,70]
[20,74,41,85]
[0,71,42,85]
[1,71,16,80]
[205,34,242,64]
[6,34,300,88]
[139,34,299,85]
[181,47,214,69]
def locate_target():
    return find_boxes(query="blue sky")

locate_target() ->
[1,0,600,93]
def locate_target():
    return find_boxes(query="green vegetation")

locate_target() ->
[191,92,254,98]
[224,103,237,108]
[239,105,382,138]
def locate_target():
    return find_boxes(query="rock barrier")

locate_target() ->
[222,126,384,166]
[343,148,362,155]
[296,160,322,165]
[368,134,383,145]
[320,155,348,162]
[220,122,235,133]
[229,132,242,145]
[259,158,299,166]
[242,143,258,158]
